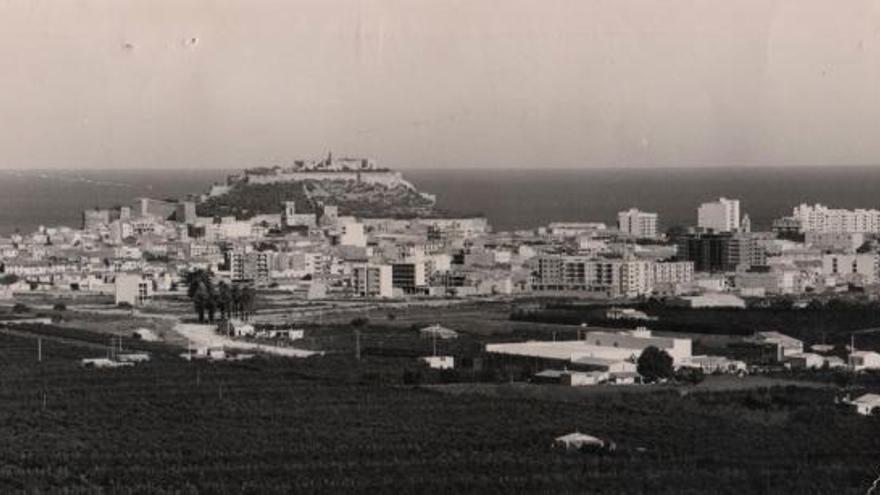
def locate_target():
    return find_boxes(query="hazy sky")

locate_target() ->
[2,0,880,170]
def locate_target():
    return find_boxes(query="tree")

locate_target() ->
[184,269,216,323]
[216,281,232,320]
[12,302,29,314]
[637,346,674,383]
[240,285,257,321]
[350,317,369,328]
[53,302,67,312]
[0,274,19,285]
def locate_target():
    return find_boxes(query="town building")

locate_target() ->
[392,262,426,294]
[676,232,765,272]
[697,197,741,233]
[821,253,878,286]
[114,273,152,306]
[617,208,658,239]
[530,255,654,298]
[793,203,880,234]
[352,264,393,298]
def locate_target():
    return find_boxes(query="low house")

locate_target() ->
[605,307,656,321]
[117,352,150,363]
[823,356,847,369]
[608,371,641,385]
[419,324,459,340]
[561,371,608,386]
[420,355,454,370]
[554,432,605,451]
[849,351,880,372]
[254,325,304,340]
[180,346,227,361]
[672,293,746,309]
[217,319,255,337]
[750,331,804,359]
[849,394,880,416]
[785,352,825,370]
[681,355,747,374]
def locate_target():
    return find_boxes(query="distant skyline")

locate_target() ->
[2,0,880,170]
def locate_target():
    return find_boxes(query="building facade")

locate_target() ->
[617,208,659,239]
[697,197,741,233]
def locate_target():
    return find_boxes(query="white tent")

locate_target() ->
[419,324,459,340]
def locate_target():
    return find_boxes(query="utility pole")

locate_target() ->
[355,330,361,361]
[850,334,856,371]
[37,337,42,363]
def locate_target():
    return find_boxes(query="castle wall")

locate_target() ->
[243,171,414,189]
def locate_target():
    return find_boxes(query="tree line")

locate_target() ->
[184,269,256,323]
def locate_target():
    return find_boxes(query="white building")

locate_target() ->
[805,232,866,253]
[697,197,741,233]
[793,203,880,234]
[336,221,367,248]
[751,331,804,357]
[352,264,393,298]
[421,355,454,369]
[617,208,658,239]
[653,261,695,285]
[821,253,878,285]
[849,350,880,372]
[487,327,692,368]
[114,273,152,306]
[531,255,654,298]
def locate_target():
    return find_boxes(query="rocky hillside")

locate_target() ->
[196,179,437,220]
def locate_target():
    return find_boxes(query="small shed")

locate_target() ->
[420,355,454,370]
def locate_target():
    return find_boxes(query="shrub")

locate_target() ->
[637,346,674,383]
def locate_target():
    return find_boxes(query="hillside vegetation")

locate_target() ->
[196,179,437,220]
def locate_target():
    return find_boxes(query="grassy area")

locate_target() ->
[1,321,879,493]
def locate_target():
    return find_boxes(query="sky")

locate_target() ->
[1,0,880,170]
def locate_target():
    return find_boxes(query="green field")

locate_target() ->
[1,321,879,493]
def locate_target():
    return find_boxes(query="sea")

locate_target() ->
[2,166,880,235]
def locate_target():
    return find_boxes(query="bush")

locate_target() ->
[350,317,369,328]
[53,302,67,311]
[12,303,29,314]
[675,367,705,385]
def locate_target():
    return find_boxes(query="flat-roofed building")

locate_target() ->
[114,273,152,306]
[618,208,658,239]
[530,255,653,298]
[486,327,692,369]
[352,264,393,298]
[698,197,740,233]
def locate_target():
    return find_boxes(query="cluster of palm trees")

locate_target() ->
[184,269,257,323]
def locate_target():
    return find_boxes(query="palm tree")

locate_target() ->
[216,281,232,320]
[230,283,243,319]
[240,285,257,321]
[184,269,216,323]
